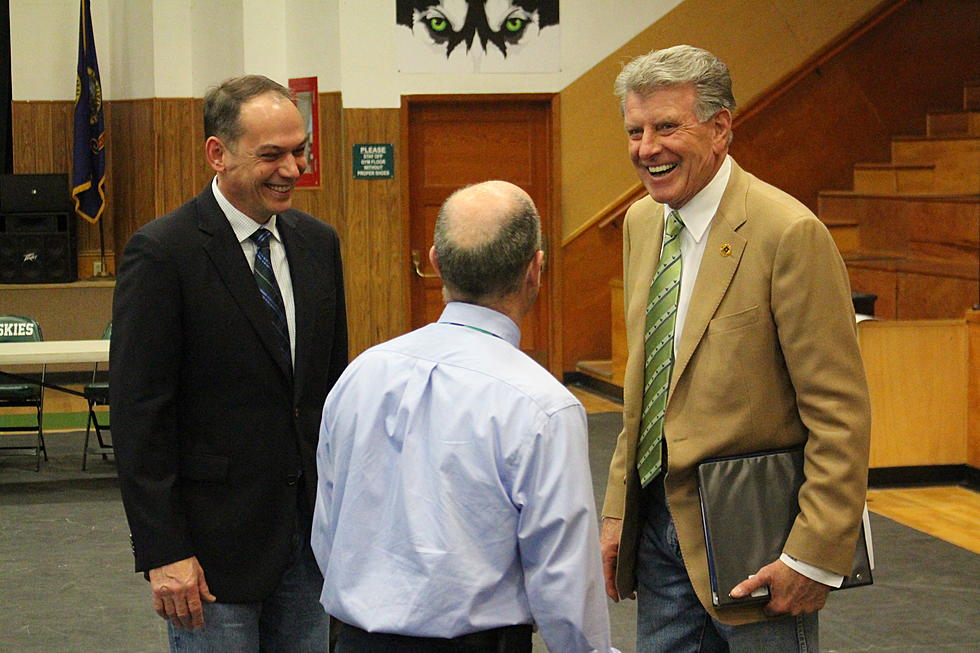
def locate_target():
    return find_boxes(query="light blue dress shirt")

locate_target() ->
[312,302,616,652]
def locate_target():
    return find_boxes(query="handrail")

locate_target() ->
[561,185,644,246]
[561,0,911,249]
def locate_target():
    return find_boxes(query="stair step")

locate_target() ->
[576,359,613,380]
[818,192,980,264]
[927,111,980,137]
[888,136,980,193]
[844,252,978,281]
[852,163,935,194]
[819,214,860,253]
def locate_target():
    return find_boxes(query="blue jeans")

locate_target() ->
[636,478,818,653]
[167,525,329,653]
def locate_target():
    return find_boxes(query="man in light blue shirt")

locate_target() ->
[312,181,617,653]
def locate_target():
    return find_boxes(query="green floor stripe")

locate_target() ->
[0,411,108,430]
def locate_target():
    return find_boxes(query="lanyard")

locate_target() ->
[439,322,503,340]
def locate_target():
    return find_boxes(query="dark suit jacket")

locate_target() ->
[602,160,871,625]
[111,185,347,602]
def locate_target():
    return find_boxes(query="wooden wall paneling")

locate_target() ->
[343,108,405,357]
[905,197,980,263]
[858,319,969,468]
[731,62,892,212]
[11,101,39,172]
[896,272,979,320]
[12,101,72,174]
[153,99,205,219]
[107,99,156,256]
[547,96,563,378]
[968,310,980,470]
[610,278,626,386]
[290,93,345,236]
[559,220,623,371]
[191,99,213,193]
[847,265,897,319]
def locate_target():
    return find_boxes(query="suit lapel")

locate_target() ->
[672,165,748,388]
[196,189,293,383]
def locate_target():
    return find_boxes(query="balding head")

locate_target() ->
[433,181,542,306]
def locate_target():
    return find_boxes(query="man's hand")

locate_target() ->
[600,517,634,602]
[148,556,216,631]
[729,559,830,616]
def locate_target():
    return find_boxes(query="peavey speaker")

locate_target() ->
[0,174,76,284]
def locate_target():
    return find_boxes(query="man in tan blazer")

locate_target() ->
[600,45,871,652]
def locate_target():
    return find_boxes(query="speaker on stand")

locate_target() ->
[0,174,76,284]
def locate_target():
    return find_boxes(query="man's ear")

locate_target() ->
[205,136,226,173]
[428,245,441,276]
[711,108,733,153]
[527,250,545,289]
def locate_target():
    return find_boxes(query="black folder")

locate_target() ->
[697,447,873,607]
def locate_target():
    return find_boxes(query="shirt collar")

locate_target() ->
[438,301,521,348]
[666,155,732,243]
[211,176,281,244]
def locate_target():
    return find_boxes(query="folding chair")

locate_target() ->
[82,322,112,470]
[0,315,46,470]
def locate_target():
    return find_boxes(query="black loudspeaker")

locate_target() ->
[0,174,76,283]
[0,174,70,213]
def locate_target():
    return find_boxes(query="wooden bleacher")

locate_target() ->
[820,80,980,319]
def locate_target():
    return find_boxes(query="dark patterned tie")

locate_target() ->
[637,210,684,488]
[250,228,291,368]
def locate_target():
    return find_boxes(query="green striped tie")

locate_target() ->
[637,210,684,488]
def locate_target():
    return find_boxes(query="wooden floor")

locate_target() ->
[568,385,980,555]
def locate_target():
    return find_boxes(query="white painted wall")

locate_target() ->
[191,0,245,97]
[10,0,682,104]
[11,0,95,101]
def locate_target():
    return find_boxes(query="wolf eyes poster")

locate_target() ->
[396,0,560,73]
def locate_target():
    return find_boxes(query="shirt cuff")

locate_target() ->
[780,553,844,588]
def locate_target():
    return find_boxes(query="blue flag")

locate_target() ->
[72,0,106,224]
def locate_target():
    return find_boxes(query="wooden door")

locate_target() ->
[403,95,555,367]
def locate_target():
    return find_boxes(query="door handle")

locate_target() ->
[411,250,440,278]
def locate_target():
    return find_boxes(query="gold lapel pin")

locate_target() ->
[720,243,732,256]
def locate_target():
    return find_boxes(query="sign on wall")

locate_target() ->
[288,77,320,188]
[353,144,394,179]
[396,1,560,73]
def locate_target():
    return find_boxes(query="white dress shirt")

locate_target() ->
[212,176,296,364]
[312,302,617,652]
[663,156,843,588]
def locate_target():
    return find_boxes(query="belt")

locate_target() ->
[337,621,532,652]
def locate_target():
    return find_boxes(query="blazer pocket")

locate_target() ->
[178,453,230,482]
[706,305,760,335]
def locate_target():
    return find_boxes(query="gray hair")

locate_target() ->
[614,45,736,121]
[433,184,541,305]
[204,75,294,147]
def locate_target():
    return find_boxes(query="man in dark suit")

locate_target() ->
[111,75,347,652]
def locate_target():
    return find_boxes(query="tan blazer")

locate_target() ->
[601,160,871,625]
